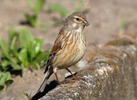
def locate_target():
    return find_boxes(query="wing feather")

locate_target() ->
[44,30,64,73]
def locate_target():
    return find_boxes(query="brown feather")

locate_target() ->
[37,12,88,93]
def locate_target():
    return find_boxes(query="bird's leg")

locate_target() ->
[54,72,58,81]
[53,68,61,84]
[66,68,77,79]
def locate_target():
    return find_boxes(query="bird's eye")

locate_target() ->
[76,18,80,21]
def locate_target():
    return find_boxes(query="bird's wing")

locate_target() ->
[44,32,64,73]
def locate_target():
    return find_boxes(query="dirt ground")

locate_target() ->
[0,0,137,100]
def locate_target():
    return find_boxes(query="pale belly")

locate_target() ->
[52,39,86,69]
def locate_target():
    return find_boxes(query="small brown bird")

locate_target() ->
[37,12,89,92]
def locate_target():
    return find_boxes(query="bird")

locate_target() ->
[37,12,89,93]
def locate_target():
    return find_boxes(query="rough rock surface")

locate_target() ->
[32,33,137,100]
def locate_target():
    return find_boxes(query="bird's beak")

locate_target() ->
[83,20,89,26]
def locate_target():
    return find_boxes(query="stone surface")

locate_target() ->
[31,33,137,100]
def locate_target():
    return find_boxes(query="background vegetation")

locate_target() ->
[0,0,85,93]
[0,0,136,99]
[0,28,50,92]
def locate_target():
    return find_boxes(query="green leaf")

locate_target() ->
[32,39,43,55]
[0,27,52,91]
[24,14,39,27]
[4,73,13,86]
[10,36,18,50]
[0,72,13,91]
[48,4,68,17]
[26,39,43,63]
[26,42,33,63]
[19,28,34,48]
[9,29,19,51]
[18,49,30,67]
[9,37,19,59]
[0,40,18,67]
[33,0,46,14]
[9,61,22,70]
[9,29,18,41]
[1,60,10,71]
[25,0,44,27]
[33,49,50,69]
[0,38,9,56]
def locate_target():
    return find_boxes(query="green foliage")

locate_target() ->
[26,0,46,14]
[48,2,83,18]
[0,28,50,91]
[48,4,68,17]
[24,14,39,27]
[0,72,13,92]
[25,0,46,27]
[33,49,51,69]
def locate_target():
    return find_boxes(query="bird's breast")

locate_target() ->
[52,33,86,69]
[74,34,86,62]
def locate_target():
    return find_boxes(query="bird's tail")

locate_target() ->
[37,66,53,93]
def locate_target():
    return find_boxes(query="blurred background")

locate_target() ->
[0,0,137,100]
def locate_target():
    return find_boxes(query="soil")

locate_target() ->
[0,0,137,100]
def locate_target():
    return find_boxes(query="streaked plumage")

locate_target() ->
[37,12,89,93]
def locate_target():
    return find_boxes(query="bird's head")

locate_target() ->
[64,12,89,32]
